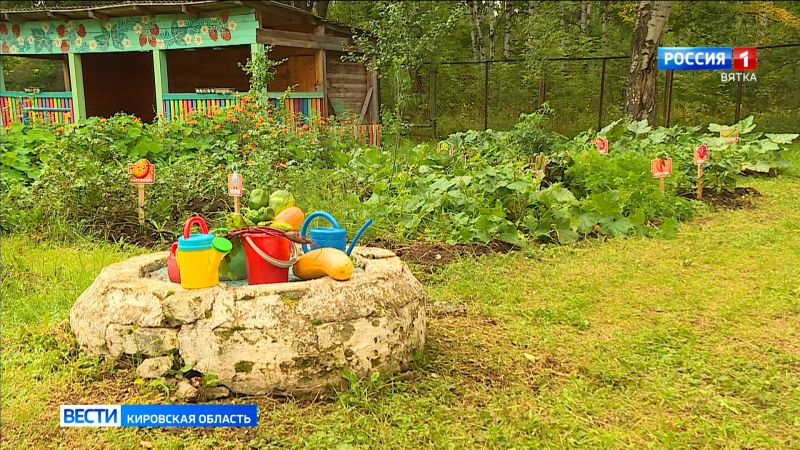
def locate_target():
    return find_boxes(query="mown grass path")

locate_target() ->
[2,174,799,449]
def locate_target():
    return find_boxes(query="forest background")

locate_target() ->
[2,0,799,136]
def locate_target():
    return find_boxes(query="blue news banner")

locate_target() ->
[658,47,732,71]
[60,404,258,427]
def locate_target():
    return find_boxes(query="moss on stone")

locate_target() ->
[234,361,254,373]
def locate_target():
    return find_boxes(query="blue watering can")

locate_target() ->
[300,211,373,256]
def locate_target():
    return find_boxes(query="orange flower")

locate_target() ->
[280,127,288,133]
[214,124,222,130]
[187,119,197,125]
[100,118,107,123]
[301,124,310,131]
[231,117,239,123]
[55,126,65,132]
[267,117,273,123]
[242,133,249,139]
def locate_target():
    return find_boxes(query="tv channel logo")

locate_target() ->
[61,405,121,427]
[61,404,258,428]
[658,47,756,71]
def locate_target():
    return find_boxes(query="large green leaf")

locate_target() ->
[765,133,798,144]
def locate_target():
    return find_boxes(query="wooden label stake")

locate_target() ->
[651,158,672,197]
[137,184,145,224]
[696,164,704,199]
[128,159,155,225]
[693,144,709,200]
[228,172,243,213]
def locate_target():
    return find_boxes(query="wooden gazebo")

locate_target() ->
[0,1,379,135]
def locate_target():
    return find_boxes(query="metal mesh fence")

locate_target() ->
[402,43,799,138]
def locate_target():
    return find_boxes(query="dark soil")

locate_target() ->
[700,186,762,210]
[367,238,517,272]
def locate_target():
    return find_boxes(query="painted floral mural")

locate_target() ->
[0,10,254,55]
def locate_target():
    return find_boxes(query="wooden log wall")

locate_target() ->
[326,50,376,123]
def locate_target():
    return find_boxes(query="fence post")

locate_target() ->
[663,70,673,127]
[431,66,437,138]
[484,60,490,130]
[735,77,743,122]
[537,62,547,107]
[597,58,607,130]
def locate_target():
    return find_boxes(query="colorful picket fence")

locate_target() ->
[162,92,325,125]
[266,92,325,126]
[329,124,382,147]
[1,91,74,127]
[162,93,238,121]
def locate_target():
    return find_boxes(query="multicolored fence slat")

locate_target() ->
[162,94,239,122]
[328,124,382,147]
[0,91,73,127]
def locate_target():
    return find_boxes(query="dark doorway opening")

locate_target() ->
[81,52,156,122]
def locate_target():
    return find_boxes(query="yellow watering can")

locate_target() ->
[176,216,232,289]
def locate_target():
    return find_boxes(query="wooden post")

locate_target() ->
[597,58,606,130]
[431,67,437,138]
[483,60,489,130]
[735,77,744,123]
[153,48,169,118]
[663,70,673,127]
[61,57,71,90]
[696,164,704,199]
[0,57,5,91]
[137,184,145,225]
[67,53,86,120]
[234,196,240,214]
[314,26,327,118]
[537,69,547,107]
[659,177,665,196]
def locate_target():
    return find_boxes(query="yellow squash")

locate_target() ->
[292,248,353,281]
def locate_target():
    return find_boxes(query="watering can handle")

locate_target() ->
[300,211,341,253]
[183,216,209,238]
[346,219,374,256]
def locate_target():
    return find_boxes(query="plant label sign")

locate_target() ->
[651,158,672,178]
[438,141,454,157]
[694,144,709,165]
[720,128,739,142]
[228,172,243,197]
[128,159,155,184]
[593,138,609,155]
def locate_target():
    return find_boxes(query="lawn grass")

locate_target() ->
[2,168,800,448]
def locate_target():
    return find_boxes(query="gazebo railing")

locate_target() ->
[162,91,324,125]
[1,91,74,127]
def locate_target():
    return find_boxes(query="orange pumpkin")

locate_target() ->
[273,206,304,230]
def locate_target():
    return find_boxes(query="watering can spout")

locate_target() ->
[207,236,232,277]
[346,219,374,256]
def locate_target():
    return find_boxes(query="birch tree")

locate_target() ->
[624,0,672,124]
[503,0,512,58]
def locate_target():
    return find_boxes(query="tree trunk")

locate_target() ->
[313,0,329,18]
[468,0,486,61]
[503,0,512,59]
[488,2,496,60]
[624,0,672,124]
[580,1,588,33]
[601,1,608,34]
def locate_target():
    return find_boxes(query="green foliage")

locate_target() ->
[2,111,794,247]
